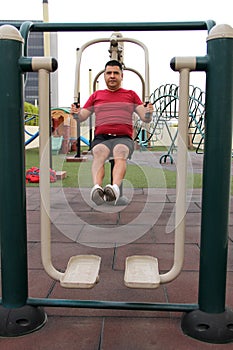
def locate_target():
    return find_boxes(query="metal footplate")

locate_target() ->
[124,255,160,289]
[60,255,101,288]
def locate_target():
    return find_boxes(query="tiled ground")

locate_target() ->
[1,151,233,349]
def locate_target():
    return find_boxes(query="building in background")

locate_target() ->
[0,20,58,107]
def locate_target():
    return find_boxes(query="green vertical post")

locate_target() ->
[198,24,233,313]
[0,25,27,307]
[182,24,233,343]
[0,24,46,337]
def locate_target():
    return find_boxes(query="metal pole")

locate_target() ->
[160,64,193,283]
[89,68,93,149]
[39,68,63,281]
[0,25,46,337]
[42,0,53,168]
[19,21,216,34]
[74,92,81,158]
[43,0,50,56]
[0,25,27,308]
[26,297,198,312]
[181,24,233,344]
[199,24,233,314]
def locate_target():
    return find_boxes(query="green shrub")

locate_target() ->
[24,102,39,126]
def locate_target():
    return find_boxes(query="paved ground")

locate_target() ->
[1,150,233,349]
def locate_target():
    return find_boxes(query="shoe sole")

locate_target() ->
[91,189,105,205]
[104,187,116,202]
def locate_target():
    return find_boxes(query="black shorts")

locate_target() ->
[91,134,134,158]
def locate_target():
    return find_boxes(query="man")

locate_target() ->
[71,60,153,205]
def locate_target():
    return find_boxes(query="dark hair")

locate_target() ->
[105,60,123,71]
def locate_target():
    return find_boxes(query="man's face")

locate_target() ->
[104,65,123,91]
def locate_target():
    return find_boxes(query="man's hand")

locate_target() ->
[144,102,154,116]
[70,104,91,122]
[135,102,153,123]
[70,103,80,115]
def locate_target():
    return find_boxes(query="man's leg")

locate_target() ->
[112,144,129,186]
[104,144,129,202]
[90,143,110,205]
[91,143,110,186]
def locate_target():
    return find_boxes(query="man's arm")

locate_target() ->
[70,103,91,122]
[135,103,153,123]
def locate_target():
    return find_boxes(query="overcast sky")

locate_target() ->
[1,0,232,106]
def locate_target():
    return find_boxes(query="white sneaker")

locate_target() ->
[104,184,120,203]
[90,185,105,205]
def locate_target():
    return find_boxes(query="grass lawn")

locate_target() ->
[25,147,204,189]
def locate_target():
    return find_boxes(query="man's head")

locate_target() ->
[104,60,123,91]
[104,60,123,71]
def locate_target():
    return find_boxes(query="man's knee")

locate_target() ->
[92,144,110,159]
[113,144,130,159]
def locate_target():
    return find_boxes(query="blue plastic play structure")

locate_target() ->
[80,135,89,146]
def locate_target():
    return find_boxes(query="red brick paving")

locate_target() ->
[1,152,233,349]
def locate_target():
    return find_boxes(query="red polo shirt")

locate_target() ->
[83,88,143,138]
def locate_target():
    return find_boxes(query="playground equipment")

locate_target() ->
[71,31,151,203]
[70,31,150,160]
[125,62,191,287]
[74,31,149,102]
[51,107,85,154]
[137,83,206,162]
[0,21,233,345]
[39,65,101,288]
[39,51,189,289]
[24,107,88,152]
[51,135,63,154]
[24,113,39,146]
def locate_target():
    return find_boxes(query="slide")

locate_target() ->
[25,130,39,146]
[80,136,90,146]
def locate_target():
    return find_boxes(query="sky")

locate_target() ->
[1,0,232,107]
